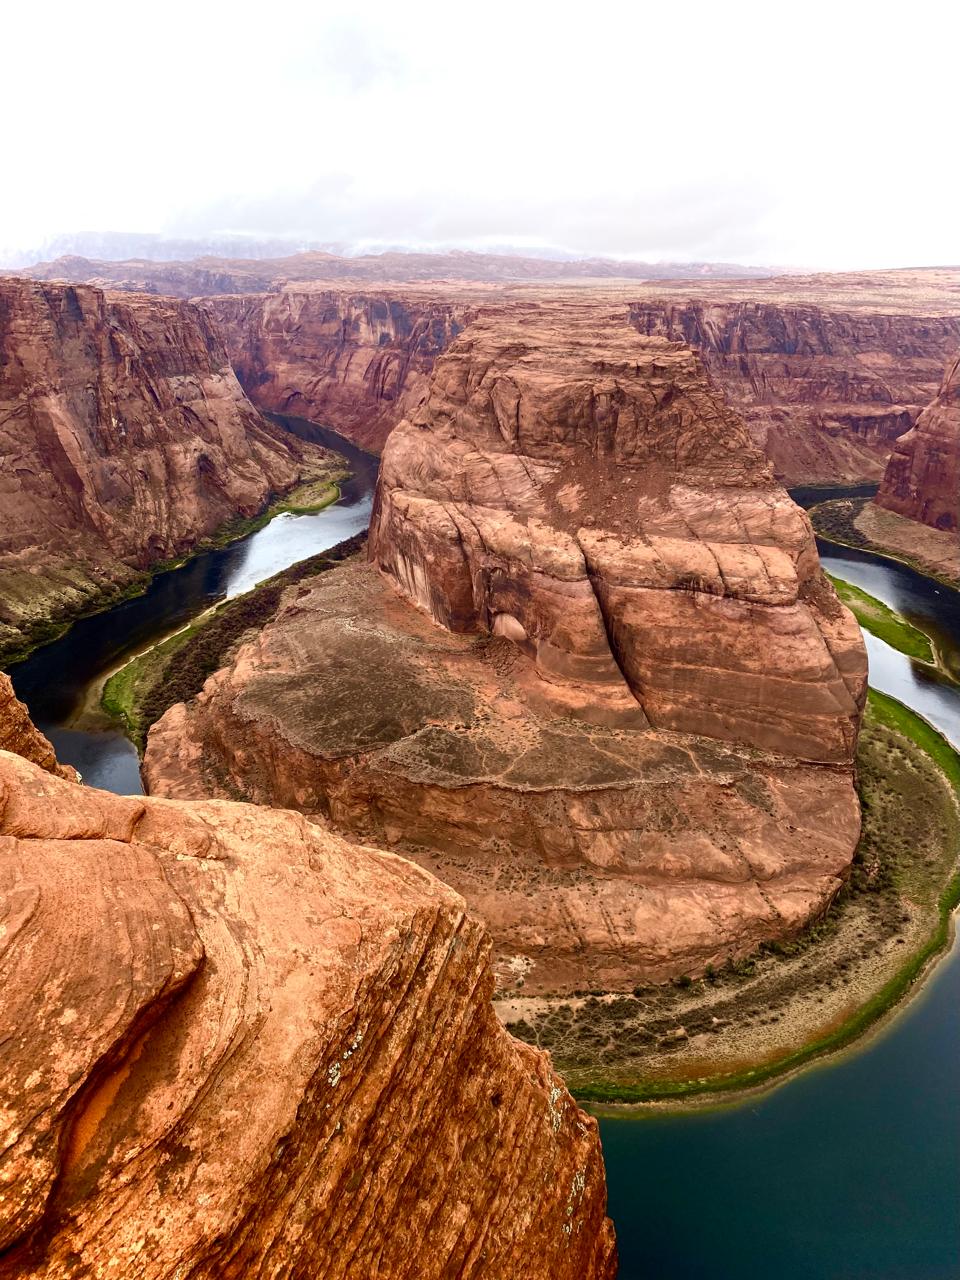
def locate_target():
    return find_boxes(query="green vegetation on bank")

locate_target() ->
[199,476,344,550]
[560,689,960,1106]
[102,532,366,749]
[828,574,936,664]
[811,498,960,594]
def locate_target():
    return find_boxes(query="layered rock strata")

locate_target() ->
[876,353,960,531]
[143,558,863,994]
[0,279,322,661]
[0,748,616,1278]
[371,304,866,761]
[630,301,960,484]
[145,306,866,993]
[205,287,474,452]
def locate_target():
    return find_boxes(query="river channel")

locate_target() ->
[6,469,958,1278]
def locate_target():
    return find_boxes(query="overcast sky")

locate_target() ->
[5,0,958,268]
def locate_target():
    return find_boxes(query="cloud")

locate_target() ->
[4,0,958,269]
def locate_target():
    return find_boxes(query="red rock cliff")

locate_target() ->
[876,354,960,531]
[143,305,866,994]
[0,748,616,1278]
[373,302,866,762]
[629,300,960,484]
[205,287,473,452]
[0,279,320,661]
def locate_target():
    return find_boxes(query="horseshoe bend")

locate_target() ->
[142,301,869,995]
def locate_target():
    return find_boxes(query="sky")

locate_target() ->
[5,0,958,269]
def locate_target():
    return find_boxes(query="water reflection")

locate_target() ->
[7,419,378,792]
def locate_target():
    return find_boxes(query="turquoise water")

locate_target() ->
[601,939,960,1279]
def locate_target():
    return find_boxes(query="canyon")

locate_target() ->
[14,258,960,485]
[202,274,960,482]
[0,279,327,663]
[628,299,960,484]
[205,287,473,452]
[143,301,867,995]
[0,725,616,1277]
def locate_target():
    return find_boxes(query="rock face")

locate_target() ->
[0,748,616,1278]
[0,279,320,662]
[144,305,866,994]
[876,354,960,531]
[205,288,473,452]
[0,673,73,779]
[372,304,866,761]
[629,301,960,484]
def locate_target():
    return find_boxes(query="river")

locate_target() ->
[5,470,959,1277]
[601,487,960,1279]
[8,418,378,792]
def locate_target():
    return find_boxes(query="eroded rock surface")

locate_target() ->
[630,301,960,484]
[0,279,322,661]
[0,673,73,779]
[145,305,865,993]
[0,749,615,1278]
[143,559,862,994]
[372,303,866,762]
[876,353,960,531]
[205,287,473,452]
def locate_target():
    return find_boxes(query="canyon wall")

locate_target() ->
[205,288,473,452]
[0,746,616,1278]
[629,301,960,484]
[876,353,960,531]
[144,305,866,994]
[0,279,320,662]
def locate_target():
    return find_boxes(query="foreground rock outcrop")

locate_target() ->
[145,305,866,993]
[0,748,616,1278]
[876,353,960,531]
[0,279,323,662]
[630,300,960,484]
[205,287,473,452]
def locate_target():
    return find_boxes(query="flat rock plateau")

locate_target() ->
[144,301,867,995]
[0,279,327,663]
[16,260,960,484]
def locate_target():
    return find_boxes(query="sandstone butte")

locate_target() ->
[15,256,960,483]
[0,727,616,1277]
[876,352,960,532]
[0,278,323,663]
[144,302,868,996]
